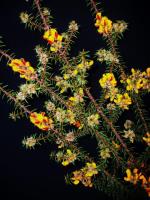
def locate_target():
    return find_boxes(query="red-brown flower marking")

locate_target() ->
[30,112,54,131]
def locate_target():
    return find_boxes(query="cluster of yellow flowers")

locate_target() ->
[69,88,84,105]
[30,112,54,131]
[99,73,132,109]
[114,93,132,110]
[95,12,112,35]
[8,58,36,80]
[43,28,63,52]
[55,76,71,93]
[55,59,93,94]
[71,162,98,187]
[61,149,77,166]
[122,68,150,93]
[55,107,77,125]
[63,59,94,80]
[124,168,150,197]
[99,73,117,89]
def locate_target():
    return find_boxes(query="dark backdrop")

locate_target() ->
[0,0,150,200]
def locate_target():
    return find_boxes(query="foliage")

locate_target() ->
[0,0,150,199]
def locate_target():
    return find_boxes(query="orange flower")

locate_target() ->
[43,28,63,52]
[8,58,36,80]
[30,112,54,131]
[95,12,112,35]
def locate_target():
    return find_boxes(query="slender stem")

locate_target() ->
[34,0,49,31]
[85,88,131,156]
[62,30,76,56]
[28,19,44,31]
[41,63,47,83]
[0,85,31,114]
[0,50,12,62]
[95,131,123,167]
[107,35,127,81]
[89,0,99,14]
[134,98,149,133]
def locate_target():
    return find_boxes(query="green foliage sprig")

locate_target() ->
[0,0,150,199]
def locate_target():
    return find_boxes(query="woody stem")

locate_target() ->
[0,85,31,114]
[89,0,99,14]
[34,0,49,31]
[85,88,131,156]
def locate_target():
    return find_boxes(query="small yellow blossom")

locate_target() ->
[143,132,150,146]
[69,88,84,105]
[62,149,77,166]
[71,170,83,185]
[112,141,121,150]
[55,76,70,93]
[99,73,117,89]
[114,93,132,110]
[84,162,98,177]
[71,162,98,187]
[63,73,70,80]
[123,68,149,93]
[72,69,78,76]
[105,87,118,101]
[124,168,141,185]
[56,138,64,149]
[77,59,94,70]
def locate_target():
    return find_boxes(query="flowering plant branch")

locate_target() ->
[0,0,150,199]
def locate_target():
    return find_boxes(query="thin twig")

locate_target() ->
[34,0,50,31]
[0,85,31,114]
[85,88,131,156]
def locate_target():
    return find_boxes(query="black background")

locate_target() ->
[0,0,150,199]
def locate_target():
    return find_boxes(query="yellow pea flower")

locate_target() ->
[43,28,63,52]
[62,160,69,166]
[30,112,54,131]
[99,73,117,88]
[95,12,112,35]
[114,93,132,110]
[8,58,36,80]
